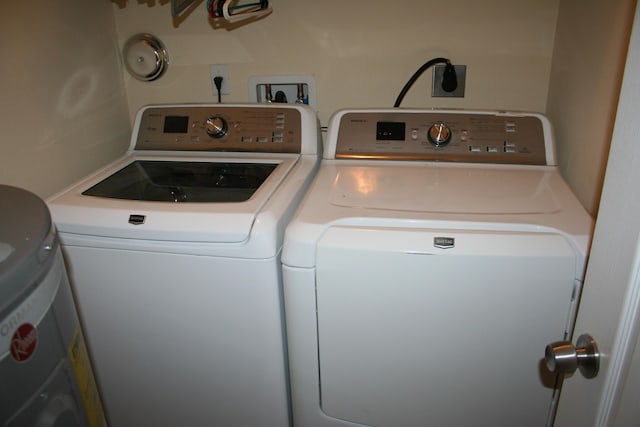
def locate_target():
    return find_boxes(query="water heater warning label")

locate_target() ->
[69,325,106,427]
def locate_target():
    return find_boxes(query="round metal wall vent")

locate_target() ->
[123,33,169,82]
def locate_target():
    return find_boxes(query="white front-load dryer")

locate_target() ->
[282,109,593,427]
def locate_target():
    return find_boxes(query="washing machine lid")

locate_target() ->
[0,185,55,314]
[48,153,301,243]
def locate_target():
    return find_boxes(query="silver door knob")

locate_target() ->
[545,333,600,379]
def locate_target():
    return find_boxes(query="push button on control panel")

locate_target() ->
[504,141,517,153]
[272,132,284,143]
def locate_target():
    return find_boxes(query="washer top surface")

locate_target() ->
[47,104,321,250]
[282,109,593,268]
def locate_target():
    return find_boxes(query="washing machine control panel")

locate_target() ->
[134,106,303,153]
[334,111,551,165]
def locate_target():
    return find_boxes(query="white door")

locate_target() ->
[554,3,640,425]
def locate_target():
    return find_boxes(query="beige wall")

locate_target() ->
[1,0,631,215]
[113,0,559,126]
[547,0,636,215]
[0,0,131,199]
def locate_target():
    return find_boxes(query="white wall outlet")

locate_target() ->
[210,64,230,95]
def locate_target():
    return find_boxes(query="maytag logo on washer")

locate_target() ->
[129,214,146,225]
[434,237,455,249]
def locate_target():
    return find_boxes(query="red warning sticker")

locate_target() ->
[10,323,38,362]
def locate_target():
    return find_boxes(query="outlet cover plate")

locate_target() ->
[432,65,466,97]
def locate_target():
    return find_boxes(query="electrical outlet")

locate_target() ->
[210,64,230,95]
[432,64,466,97]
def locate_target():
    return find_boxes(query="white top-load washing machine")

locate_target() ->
[47,104,321,427]
[282,109,592,427]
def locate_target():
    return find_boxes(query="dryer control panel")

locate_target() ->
[134,105,304,153]
[333,110,552,165]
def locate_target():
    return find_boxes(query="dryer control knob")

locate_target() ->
[205,116,228,139]
[428,122,452,147]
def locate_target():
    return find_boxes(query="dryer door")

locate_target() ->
[315,226,579,427]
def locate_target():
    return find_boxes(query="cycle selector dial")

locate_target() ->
[428,122,452,147]
[205,115,228,139]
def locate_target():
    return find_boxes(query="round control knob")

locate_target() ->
[427,122,452,147]
[205,116,228,139]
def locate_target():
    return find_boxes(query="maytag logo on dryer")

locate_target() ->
[434,237,455,249]
[129,214,146,225]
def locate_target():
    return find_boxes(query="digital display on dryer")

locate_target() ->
[163,116,190,133]
[376,122,405,141]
